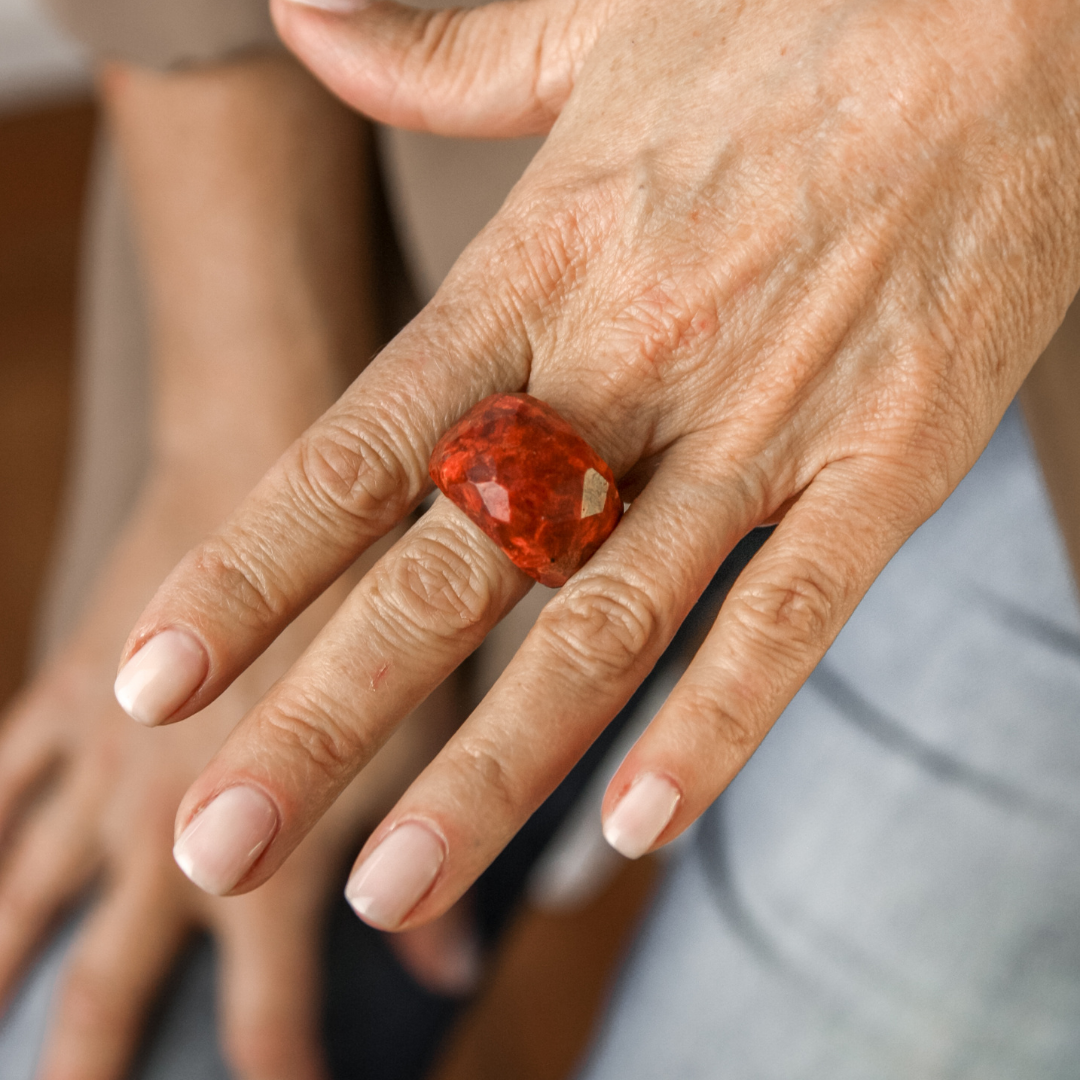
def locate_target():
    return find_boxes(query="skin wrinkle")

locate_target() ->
[191,538,285,633]
[413,283,534,408]
[294,415,419,529]
[498,183,614,323]
[391,534,496,638]
[442,733,522,835]
[358,562,515,698]
[526,6,571,130]
[411,9,507,131]
[537,569,672,694]
[260,696,367,786]
[135,0,1080,932]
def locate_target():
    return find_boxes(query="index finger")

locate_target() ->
[114,290,530,728]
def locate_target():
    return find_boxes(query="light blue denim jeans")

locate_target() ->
[580,402,1080,1079]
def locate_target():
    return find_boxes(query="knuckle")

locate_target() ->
[541,576,661,685]
[289,418,418,535]
[372,530,497,647]
[729,561,838,660]
[677,682,761,759]
[192,535,283,633]
[262,689,372,786]
[448,734,519,819]
[494,188,611,316]
[612,276,722,378]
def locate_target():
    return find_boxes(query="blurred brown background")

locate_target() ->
[0,37,656,1080]
[0,98,91,710]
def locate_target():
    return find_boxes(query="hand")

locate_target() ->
[117,0,1080,933]
[0,475,454,1080]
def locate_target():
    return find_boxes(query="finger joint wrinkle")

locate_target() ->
[732,569,836,655]
[194,538,283,630]
[381,535,495,643]
[543,578,660,684]
[293,423,413,533]
[263,697,370,781]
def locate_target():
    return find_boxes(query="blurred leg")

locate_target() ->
[32,129,150,665]
[579,403,1080,1080]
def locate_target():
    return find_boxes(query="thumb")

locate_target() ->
[270,0,609,137]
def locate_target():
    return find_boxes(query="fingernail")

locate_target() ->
[283,0,370,12]
[345,822,445,930]
[603,773,681,859]
[114,628,208,726]
[173,787,278,896]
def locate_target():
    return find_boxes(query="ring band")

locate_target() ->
[429,393,622,587]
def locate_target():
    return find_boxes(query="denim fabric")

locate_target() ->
[580,402,1080,1080]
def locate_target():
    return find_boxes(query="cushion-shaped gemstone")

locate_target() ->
[429,393,622,587]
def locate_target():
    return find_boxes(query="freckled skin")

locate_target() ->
[429,393,622,587]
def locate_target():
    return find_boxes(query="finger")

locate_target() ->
[0,783,100,1004]
[37,874,188,1080]
[271,0,608,137]
[217,900,328,1080]
[600,458,920,857]
[170,496,530,896]
[116,277,532,728]
[340,453,755,930]
[0,700,61,844]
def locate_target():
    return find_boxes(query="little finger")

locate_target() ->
[601,458,922,856]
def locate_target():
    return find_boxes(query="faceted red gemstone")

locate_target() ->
[429,393,622,587]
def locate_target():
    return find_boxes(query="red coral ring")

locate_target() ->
[429,393,623,587]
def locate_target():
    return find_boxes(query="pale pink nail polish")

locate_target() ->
[603,773,681,859]
[114,628,207,726]
[345,822,446,930]
[173,787,278,896]
[284,0,370,13]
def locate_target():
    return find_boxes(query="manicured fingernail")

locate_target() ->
[173,787,278,896]
[114,628,207,726]
[284,0,370,12]
[345,822,445,930]
[603,773,681,859]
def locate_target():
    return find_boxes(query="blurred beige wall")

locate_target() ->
[0,0,86,109]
